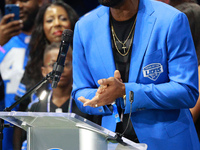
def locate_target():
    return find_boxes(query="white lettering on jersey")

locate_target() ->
[0,48,26,93]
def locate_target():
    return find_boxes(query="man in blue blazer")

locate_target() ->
[72,0,200,149]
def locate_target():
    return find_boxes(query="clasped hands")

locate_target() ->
[78,70,125,108]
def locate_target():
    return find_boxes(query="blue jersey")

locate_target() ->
[0,46,5,111]
[0,33,30,109]
[0,33,30,150]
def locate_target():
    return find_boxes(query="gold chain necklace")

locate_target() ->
[111,16,137,56]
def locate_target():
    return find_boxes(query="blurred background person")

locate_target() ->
[20,42,99,150]
[0,0,42,150]
[31,43,73,113]
[0,1,23,46]
[15,0,79,114]
[0,0,5,111]
[13,1,79,149]
[14,2,102,149]
[30,42,95,118]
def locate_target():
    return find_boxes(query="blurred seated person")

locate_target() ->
[15,1,79,111]
[21,42,100,150]
[30,42,95,116]
[13,2,79,149]
[0,0,42,149]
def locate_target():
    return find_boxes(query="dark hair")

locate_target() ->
[25,1,78,88]
[44,42,61,56]
[43,42,72,59]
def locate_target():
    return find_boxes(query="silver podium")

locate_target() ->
[0,112,147,150]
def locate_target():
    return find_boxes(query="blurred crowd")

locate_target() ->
[0,1,99,150]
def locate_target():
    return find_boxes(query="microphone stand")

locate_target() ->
[106,91,134,146]
[0,71,55,150]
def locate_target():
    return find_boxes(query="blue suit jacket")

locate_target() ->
[72,0,200,149]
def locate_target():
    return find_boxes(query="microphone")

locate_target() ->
[51,29,73,88]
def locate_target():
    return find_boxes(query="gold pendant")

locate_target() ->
[122,44,126,53]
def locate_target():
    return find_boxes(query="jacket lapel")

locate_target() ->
[94,0,156,81]
[129,0,156,82]
[95,7,116,78]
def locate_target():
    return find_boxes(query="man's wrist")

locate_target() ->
[121,83,126,97]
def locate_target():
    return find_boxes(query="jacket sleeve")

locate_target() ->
[72,22,112,115]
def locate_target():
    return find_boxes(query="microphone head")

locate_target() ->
[61,29,73,42]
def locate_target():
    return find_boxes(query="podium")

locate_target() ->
[0,112,147,150]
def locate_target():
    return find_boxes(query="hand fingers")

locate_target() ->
[78,96,100,107]
[78,96,89,104]
[98,78,110,86]
[114,70,123,82]
[3,20,23,32]
[98,77,116,87]
[83,95,99,107]
[2,25,22,37]
[114,70,121,80]
[0,20,23,37]
[0,14,15,25]
[8,20,23,28]
[9,29,21,37]
[97,85,107,94]
[98,70,122,86]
